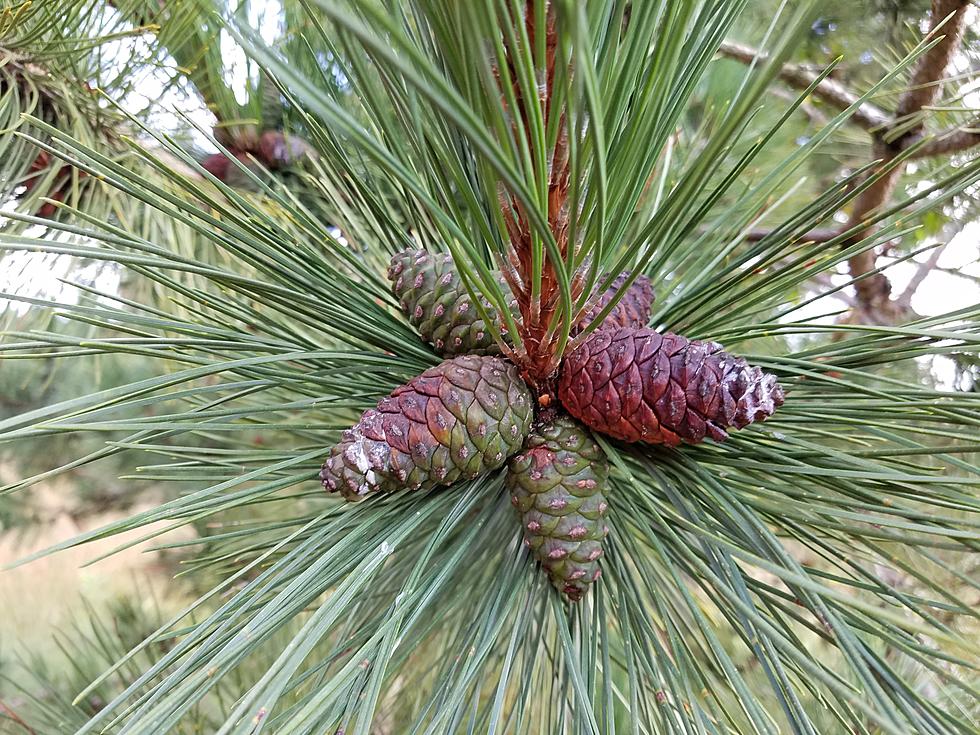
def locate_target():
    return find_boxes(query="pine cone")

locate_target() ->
[388,250,517,357]
[577,271,654,332]
[558,327,784,446]
[321,355,533,501]
[20,151,87,219]
[507,415,609,602]
[258,131,316,169]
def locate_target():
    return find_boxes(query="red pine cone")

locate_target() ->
[577,271,654,332]
[200,153,233,180]
[558,327,784,446]
[200,151,255,182]
[201,132,314,183]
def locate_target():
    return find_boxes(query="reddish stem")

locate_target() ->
[498,2,578,391]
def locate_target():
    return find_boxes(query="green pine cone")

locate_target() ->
[321,355,534,501]
[507,415,610,601]
[388,249,517,357]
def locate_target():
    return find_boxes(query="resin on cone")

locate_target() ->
[558,327,784,446]
[507,415,609,601]
[321,355,533,500]
[577,271,654,332]
[388,250,517,357]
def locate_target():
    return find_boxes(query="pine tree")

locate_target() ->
[1,1,980,733]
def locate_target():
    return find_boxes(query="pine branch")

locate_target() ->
[719,39,977,162]
[0,21,140,223]
[843,0,971,323]
[936,265,980,285]
[908,117,980,158]
[892,1,971,128]
[896,242,948,309]
[717,40,891,132]
[106,0,238,122]
[7,6,980,733]
[0,700,37,735]
[725,1,973,323]
[743,227,840,243]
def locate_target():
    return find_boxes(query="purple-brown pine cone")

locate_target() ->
[320,355,533,501]
[558,327,784,446]
[577,271,654,332]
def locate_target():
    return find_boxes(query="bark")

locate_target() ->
[718,41,891,131]
[908,118,980,159]
[893,1,971,126]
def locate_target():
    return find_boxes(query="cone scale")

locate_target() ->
[388,249,655,356]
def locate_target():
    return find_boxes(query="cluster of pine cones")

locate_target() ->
[321,250,784,601]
